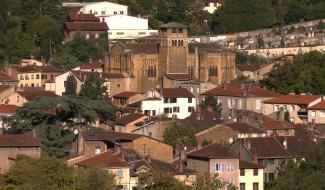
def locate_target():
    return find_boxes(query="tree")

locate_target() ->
[284,1,308,24]
[53,46,80,70]
[268,142,325,190]
[0,155,75,190]
[200,95,222,113]
[284,111,290,123]
[79,72,108,100]
[193,173,226,190]
[4,96,115,157]
[77,168,115,190]
[65,74,77,95]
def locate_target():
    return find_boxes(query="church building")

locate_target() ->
[105,22,236,93]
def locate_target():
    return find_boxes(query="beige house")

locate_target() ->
[45,71,83,96]
[0,85,15,104]
[239,160,264,190]
[16,65,64,88]
[263,94,322,124]
[0,133,41,173]
[201,83,280,115]
[308,100,325,124]
[4,89,58,107]
[236,63,275,81]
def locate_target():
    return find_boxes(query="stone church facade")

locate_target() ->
[105,22,236,93]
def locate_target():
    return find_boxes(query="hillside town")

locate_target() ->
[0,0,324,190]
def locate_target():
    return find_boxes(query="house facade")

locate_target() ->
[45,71,83,96]
[308,100,325,124]
[201,83,280,115]
[263,94,322,124]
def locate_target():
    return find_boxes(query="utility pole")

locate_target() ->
[49,38,52,63]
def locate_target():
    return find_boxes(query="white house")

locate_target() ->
[203,0,223,14]
[239,160,264,190]
[133,88,196,119]
[76,1,128,16]
[103,15,158,39]
[45,71,82,96]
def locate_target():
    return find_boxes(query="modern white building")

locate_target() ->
[133,88,196,119]
[203,0,223,14]
[64,1,128,16]
[103,15,158,40]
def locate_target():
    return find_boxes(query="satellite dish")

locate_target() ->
[74,129,79,135]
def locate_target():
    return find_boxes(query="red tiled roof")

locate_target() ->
[65,22,108,31]
[80,61,103,70]
[263,95,321,105]
[236,64,268,72]
[0,85,13,93]
[16,65,64,73]
[115,113,147,126]
[224,122,265,134]
[113,91,139,99]
[187,143,238,159]
[81,131,142,142]
[68,13,100,22]
[309,100,325,110]
[0,105,19,114]
[239,160,263,169]
[261,115,295,130]
[202,83,280,98]
[0,74,17,81]
[0,133,41,147]
[76,151,129,168]
[155,88,195,98]
[17,90,58,101]
[275,136,314,157]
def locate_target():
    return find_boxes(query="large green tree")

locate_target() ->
[4,96,115,157]
[65,74,77,95]
[261,51,325,94]
[79,72,108,100]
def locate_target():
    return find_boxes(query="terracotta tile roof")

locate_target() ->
[202,83,280,98]
[155,88,195,98]
[309,100,325,110]
[65,22,108,31]
[0,133,41,147]
[187,143,239,159]
[17,90,58,101]
[113,91,139,99]
[68,13,100,22]
[81,131,142,142]
[261,115,295,129]
[76,151,129,168]
[263,94,321,105]
[80,61,103,70]
[275,136,314,157]
[188,43,223,54]
[0,105,19,114]
[0,85,13,93]
[236,63,268,72]
[164,74,192,81]
[224,122,265,134]
[16,65,64,73]
[159,22,188,28]
[239,160,263,169]
[115,113,147,126]
[185,109,220,123]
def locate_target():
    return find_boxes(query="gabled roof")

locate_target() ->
[224,122,265,134]
[239,160,263,169]
[185,109,220,123]
[260,115,295,130]
[80,61,103,70]
[0,105,19,114]
[114,113,147,126]
[159,22,188,28]
[276,136,314,157]
[236,63,268,72]
[0,85,13,93]
[76,151,129,168]
[187,143,239,159]
[309,100,325,110]
[65,22,108,31]
[155,88,195,98]
[81,131,142,142]
[113,91,139,99]
[68,13,100,22]
[16,65,64,73]
[17,90,58,101]
[202,83,280,98]
[0,133,41,147]
[122,43,159,54]
[263,94,321,105]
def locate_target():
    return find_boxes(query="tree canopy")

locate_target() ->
[79,72,108,100]
[261,51,325,94]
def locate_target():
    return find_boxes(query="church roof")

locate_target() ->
[122,43,159,54]
[159,22,188,28]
